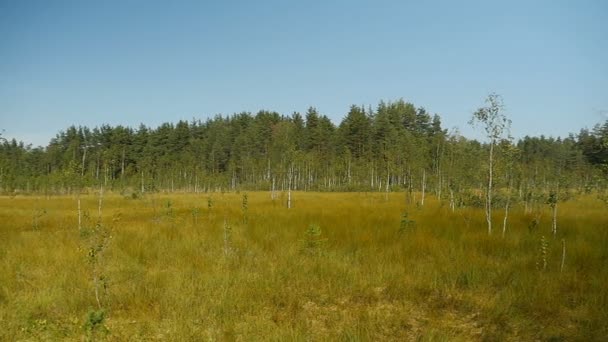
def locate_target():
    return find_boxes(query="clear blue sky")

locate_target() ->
[1,0,606,147]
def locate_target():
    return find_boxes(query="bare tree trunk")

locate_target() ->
[385,168,390,201]
[294,166,298,190]
[287,168,292,209]
[487,141,494,234]
[502,197,510,238]
[449,189,455,212]
[81,146,88,177]
[194,173,198,193]
[407,167,413,204]
[371,164,374,189]
[267,158,271,180]
[95,155,100,180]
[552,201,558,236]
[77,195,82,232]
[98,184,103,220]
[502,179,512,237]
[560,239,566,273]
[121,147,125,180]
[421,169,426,206]
[437,175,442,201]
[347,158,351,185]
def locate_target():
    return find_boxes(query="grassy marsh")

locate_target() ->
[0,192,606,340]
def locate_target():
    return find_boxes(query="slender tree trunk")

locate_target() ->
[408,167,413,204]
[371,164,374,189]
[267,158,271,180]
[287,167,292,209]
[502,197,510,238]
[93,262,101,309]
[95,155,100,180]
[195,173,198,193]
[347,158,351,185]
[437,175,442,200]
[421,169,426,206]
[385,168,390,201]
[502,179,512,237]
[98,184,103,220]
[449,189,455,212]
[487,141,494,234]
[560,239,566,273]
[552,201,558,236]
[81,146,88,177]
[77,194,82,232]
[94,181,106,310]
[121,147,125,180]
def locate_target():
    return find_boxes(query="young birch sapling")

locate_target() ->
[469,93,511,235]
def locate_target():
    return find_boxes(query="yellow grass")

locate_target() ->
[1,192,606,340]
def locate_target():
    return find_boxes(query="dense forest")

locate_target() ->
[1,99,607,199]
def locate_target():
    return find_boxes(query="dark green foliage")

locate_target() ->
[165,200,174,218]
[83,309,107,339]
[301,224,327,256]
[547,191,558,208]
[398,212,415,235]
[528,216,540,234]
[0,102,605,195]
[191,207,200,226]
[31,208,46,230]
[242,193,248,224]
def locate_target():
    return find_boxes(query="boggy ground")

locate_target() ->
[0,191,606,341]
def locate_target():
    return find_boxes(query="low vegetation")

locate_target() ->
[1,191,606,340]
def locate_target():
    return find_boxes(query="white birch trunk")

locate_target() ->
[449,189,455,212]
[81,146,88,177]
[552,202,558,236]
[421,169,426,206]
[502,179,512,237]
[77,195,82,232]
[487,141,494,234]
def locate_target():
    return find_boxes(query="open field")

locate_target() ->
[1,191,607,341]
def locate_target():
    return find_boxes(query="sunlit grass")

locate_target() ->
[0,191,606,340]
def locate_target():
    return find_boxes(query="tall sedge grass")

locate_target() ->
[0,192,606,340]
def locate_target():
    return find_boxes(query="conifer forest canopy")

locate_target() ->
[1,99,607,195]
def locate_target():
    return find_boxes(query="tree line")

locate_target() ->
[1,99,607,203]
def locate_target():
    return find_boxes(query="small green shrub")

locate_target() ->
[31,208,46,230]
[301,224,327,256]
[191,207,201,226]
[398,212,415,235]
[83,309,108,339]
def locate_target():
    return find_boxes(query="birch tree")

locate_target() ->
[469,93,511,235]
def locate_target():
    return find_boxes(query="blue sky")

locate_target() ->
[1,0,606,147]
